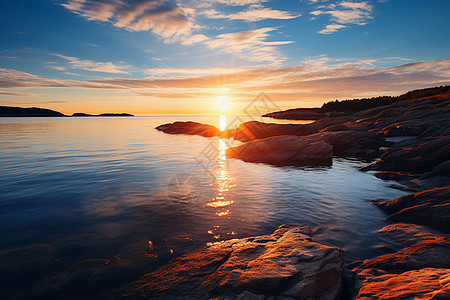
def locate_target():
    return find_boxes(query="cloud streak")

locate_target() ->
[201,7,300,21]
[54,54,130,74]
[62,0,196,40]
[0,90,36,97]
[204,27,293,63]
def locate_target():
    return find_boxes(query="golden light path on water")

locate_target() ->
[206,115,235,224]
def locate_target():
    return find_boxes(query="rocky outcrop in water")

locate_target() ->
[353,223,450,299]
[124,225,344,299]
[372,186,450,233]
[226,135,333,167]
[155,121,222,137]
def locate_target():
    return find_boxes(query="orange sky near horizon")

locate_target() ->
[3,69,449,116]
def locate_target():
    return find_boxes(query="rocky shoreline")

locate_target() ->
[150,86,450,299]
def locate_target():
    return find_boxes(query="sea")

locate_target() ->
[0,116,409,298]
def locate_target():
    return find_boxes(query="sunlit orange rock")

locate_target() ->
[123,225,344,299]
[378,223,443,246]
[355,267,450,299]
[155,121,221,137]
[353,223,450,299]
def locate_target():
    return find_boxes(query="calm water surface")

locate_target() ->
[0,116,408,298]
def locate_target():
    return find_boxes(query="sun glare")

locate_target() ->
[216,96,230,112]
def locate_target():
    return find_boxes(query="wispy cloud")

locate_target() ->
[146,67,248,76]
[62,0,196,41]
[0,90,36,97]
[213,0,267,5]
[180,34,209,45]
[46,65,67,71]
[311,1,374,34]
[205,27,293,63]
[201,7,300,21]
[319,24,347,34]
[0,68,70,89]
[54,54,129,74]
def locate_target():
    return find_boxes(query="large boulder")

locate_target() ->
[155,121,221,137]
[373,186,450,233]
[124,225,344,299]
[226,135,333,167]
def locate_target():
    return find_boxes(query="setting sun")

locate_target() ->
[216,96,231,112]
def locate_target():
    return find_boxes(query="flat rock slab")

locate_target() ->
[123,225,344,299]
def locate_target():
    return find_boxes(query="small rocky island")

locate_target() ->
[151,86,450,299]
[72,112,134,117]
[0,105,134,117]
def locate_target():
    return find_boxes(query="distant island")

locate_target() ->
[0,106,133,117]
[0,105,66,117]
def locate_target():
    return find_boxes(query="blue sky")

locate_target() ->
[1,0,449,115]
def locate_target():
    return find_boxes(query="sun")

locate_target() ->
[216,96,230,112]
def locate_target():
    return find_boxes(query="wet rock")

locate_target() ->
[155,121,221,137]
[374,186,450,233]
[124,225,344,299]
[226,135,333,167]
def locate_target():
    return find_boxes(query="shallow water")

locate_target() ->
[0,116,408,298]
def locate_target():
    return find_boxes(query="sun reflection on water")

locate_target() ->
[206,116,235,221]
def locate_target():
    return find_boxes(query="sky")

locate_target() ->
[0,0,449,115]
